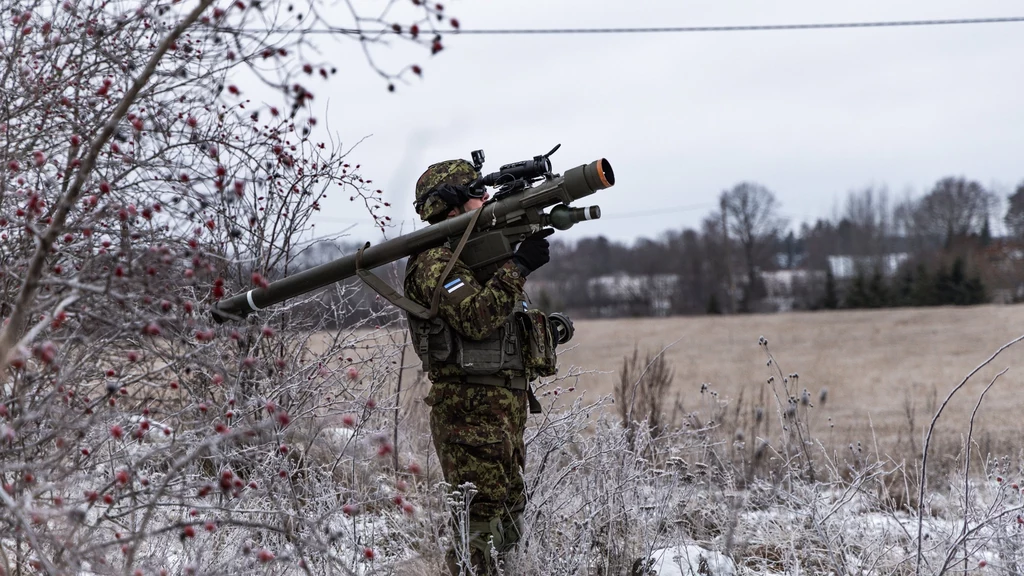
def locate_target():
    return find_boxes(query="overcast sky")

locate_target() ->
[297,0,1024,245]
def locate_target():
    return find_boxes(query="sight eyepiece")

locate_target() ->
[479,155,552,188]
[548,313,574,345]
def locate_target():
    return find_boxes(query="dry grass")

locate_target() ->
[312,304,1024,464]
[554,303,1024,460]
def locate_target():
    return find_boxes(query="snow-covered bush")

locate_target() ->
[0,0,451,572]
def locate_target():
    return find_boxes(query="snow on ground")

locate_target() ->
[648,544,737,576]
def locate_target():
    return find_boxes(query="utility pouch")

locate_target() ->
[456,316,524,375]
[406,313,455,370]
[516,309,558,377]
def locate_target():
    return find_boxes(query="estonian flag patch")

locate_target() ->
[444,277,466,293]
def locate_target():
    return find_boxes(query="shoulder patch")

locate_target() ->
[444,277,466,293]
[443,276,477,303]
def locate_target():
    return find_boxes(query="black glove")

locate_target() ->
[512,229,555,276]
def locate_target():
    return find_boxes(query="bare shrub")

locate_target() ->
[0,0,456,572]
[615,343,676,442]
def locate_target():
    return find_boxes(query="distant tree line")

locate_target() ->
[827,257,987,310]
[529,176,1024,318]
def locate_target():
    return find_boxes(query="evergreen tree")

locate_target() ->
[895,266,915,307]
[934,264,953,305]
[867,268,889,308]
[706,293,723,315]
[844,270,870,308]
[821,268,839,309]
[945,258,968,305]
[965,272,988,304]
[980,217,992,246]
[911,263,937,306]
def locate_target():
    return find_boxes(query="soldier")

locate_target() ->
[404,159,554,574]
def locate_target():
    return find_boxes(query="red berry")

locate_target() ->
[257,549,275,563]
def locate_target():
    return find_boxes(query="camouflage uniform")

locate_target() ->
[406,160,532,574]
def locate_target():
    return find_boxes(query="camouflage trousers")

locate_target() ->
[425,380,529,575]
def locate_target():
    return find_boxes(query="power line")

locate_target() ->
[296,16,1024,36]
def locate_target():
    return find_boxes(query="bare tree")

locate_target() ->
[910,177,998,245]
[1003,181,1024,240]
[842,185,893,256]
[720,182,787,311]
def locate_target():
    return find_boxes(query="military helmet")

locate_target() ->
[414,159,479,222]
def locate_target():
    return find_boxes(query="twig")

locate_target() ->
[940,367,1008,576]
[915,334,1024,575]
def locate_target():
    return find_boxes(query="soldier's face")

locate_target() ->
[447,191,490,218]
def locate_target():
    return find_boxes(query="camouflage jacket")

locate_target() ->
[404,246,527,382]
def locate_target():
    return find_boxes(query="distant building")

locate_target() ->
[976,239,1024,303]
[587,273,677,317]
[827,253,909,279]
[761,269,826,312]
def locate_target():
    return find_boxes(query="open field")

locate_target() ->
[553,303,1024,458]
[327,303,1024,461]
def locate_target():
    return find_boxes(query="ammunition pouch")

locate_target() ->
[458,315,526,375]
[407,308,556,415]
[406,313,525,375]
[516,309,558,377]
[409,314,456,369]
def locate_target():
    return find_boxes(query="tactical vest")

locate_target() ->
[406,305,557,378]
